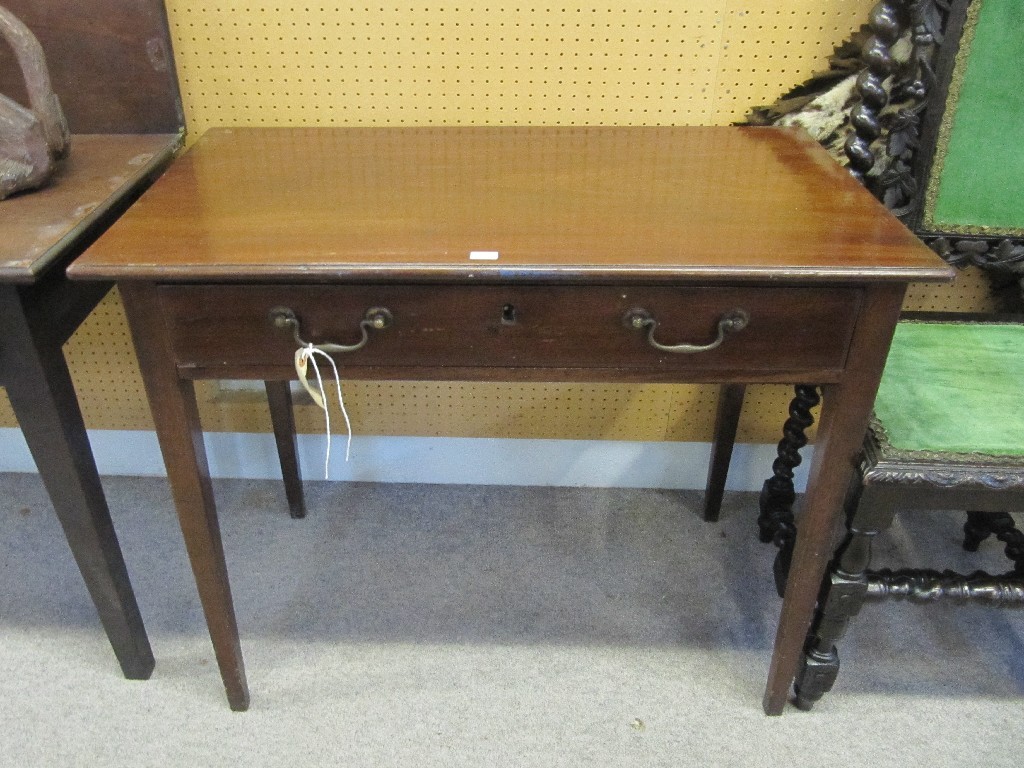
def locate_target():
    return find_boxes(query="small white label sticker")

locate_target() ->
[469,251,500,260]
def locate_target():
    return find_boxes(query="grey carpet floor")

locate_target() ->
[1,472,1021,766]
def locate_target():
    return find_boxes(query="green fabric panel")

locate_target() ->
[874,322,1024,456]
[929,0,1024,232]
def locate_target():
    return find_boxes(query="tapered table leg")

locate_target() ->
[120,283,249,710]
[762,284,905,715]
[265,380,306,518]
[0,289,153,679]
[703,383,746,522]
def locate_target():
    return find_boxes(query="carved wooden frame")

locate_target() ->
[875,0,1024,283]
[865,414,1024,492]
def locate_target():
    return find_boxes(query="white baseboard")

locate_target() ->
[0,428,810,492]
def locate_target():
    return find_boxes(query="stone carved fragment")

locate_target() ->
[0,4,69,200]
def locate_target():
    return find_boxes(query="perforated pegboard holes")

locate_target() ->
[32,0,993,447]
[165,1,877,135]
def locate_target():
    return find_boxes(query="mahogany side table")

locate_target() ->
[69,125,953,711]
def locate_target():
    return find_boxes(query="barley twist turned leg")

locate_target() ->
[758,384,821,596]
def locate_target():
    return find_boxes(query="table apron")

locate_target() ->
[157,283,864,382]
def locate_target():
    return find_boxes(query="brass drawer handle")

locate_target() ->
[624,307,749,354]
[269,306,393,353]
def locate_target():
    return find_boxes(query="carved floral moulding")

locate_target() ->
[927,235,1024,276]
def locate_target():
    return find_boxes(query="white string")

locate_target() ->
[294,344,352,479]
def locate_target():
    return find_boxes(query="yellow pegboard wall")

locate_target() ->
[202,380,696,440]
[902,265,1002,313]
[58,289,155,431]
[0,390,11,426]
[160,0,879,446]
[3,0,996,448]
[166,1,876,135]
[713,2,875,123]
[0,288,153,432]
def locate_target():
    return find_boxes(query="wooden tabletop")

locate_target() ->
[0,134,181,283]
[69,126,953,284]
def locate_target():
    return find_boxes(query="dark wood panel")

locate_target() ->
[0,0,183,134]
[158,283,862,376]
[175,364,849,385]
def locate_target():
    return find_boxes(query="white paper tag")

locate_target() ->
[469,251,500,260]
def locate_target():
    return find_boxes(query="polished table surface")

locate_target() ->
[70,126,953,712]
[71,126,946,282]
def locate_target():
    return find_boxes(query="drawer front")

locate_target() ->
[158,284,861,375]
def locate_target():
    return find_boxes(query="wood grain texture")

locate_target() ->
[69,126,952,284]
[0,134,179,281]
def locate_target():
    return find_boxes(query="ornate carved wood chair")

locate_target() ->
[792,314,1024,708]
[705,0,1024,709]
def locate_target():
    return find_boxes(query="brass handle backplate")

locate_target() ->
[269,306,393,353]
[624,307,749,354]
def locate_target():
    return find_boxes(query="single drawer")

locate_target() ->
[157,283,861,377]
